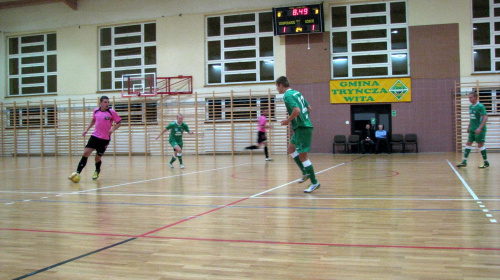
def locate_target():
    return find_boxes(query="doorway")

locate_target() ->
[351,104,391,135]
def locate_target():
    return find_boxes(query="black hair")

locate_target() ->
[275,76,290,87]
[100,96,109,102]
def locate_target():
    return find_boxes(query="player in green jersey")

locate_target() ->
[457,91,489,168]
[276,76,321,193]
[155,114,194,169]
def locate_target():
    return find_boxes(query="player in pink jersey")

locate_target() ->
[245,109,273,161]
[68,96,122,182]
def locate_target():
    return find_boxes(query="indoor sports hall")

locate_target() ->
[1,0,499,279]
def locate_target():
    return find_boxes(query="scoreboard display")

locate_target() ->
[272,3,324,36]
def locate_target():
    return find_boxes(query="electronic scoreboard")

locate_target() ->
[272,3,324,36]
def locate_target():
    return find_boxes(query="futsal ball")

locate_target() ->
[69,172,81,183]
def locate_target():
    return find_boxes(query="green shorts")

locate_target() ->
[468,129,486,143]
[169,139,183,150]
[290,127,313,153]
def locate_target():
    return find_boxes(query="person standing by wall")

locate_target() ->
[457,91,489,168]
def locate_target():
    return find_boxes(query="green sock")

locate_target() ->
[463,147,471,162]
[178,156,183,164]
[304,164,318,184]
[170,156,176,164]
[292,155,305,175]
[481,149,488,161]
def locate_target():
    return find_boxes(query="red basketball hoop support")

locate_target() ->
[157,76,193,95]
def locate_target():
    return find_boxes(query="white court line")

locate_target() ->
[447,159,497,223]
[61,163,253,195]
[251,162,346,198]
[446,160,479,200]
[0,165,56,173]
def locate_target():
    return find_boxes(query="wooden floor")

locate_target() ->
[1,152,499,279]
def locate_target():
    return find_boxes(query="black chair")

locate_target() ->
[404,134,418,153]
[390,134,405,153]
[347,135,360,153]
[333,135,347,154]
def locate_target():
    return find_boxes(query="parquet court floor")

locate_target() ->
[0,152,499,279]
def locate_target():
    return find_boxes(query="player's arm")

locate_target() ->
[155,128,168,140]
[280,107,300,126]
[184,123,194,135]
[476,114,488,134]
[82,118,96,137]
[109,121,121,136]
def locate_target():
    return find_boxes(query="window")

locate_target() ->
[99,23,157,91]
[330,1,409,79]
[7,33,57,96]
[472,0,500,72]
[206,97,275,121]
[206,12,274,85]
[476,88,500,113]
[113,102,157,124]
[8,106,57,128]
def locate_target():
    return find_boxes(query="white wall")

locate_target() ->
[0,0,497,102]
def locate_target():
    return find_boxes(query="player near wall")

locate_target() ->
[457,91,489,168]
[156,114,194,169]
[245,109,273,161]
[276,76,321,193]
[68,96,122,182]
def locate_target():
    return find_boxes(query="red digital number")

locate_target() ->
[292,8,309,16]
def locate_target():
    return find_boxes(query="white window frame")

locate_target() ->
[99,22,157,91]
[113,101,158,125]
[205,96,275,121]
[330,1,409,79]
[8,106,57,128]
[7,33,57,96]
[205,12,274,85]
[472,0,500,73]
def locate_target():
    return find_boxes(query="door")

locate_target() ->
[351,104,391,135]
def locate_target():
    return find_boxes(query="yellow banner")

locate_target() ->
[330,78,411,104]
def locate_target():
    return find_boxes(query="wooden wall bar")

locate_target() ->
[0,89,288,157]
[454,81,500,152]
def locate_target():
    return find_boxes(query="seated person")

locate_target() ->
[360,123,375,154]
[375,124,391,154]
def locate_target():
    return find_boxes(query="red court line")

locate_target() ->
[138,197,250,237]
[2,227,499,251]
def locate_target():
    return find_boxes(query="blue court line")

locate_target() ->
[1,199,498,212]
[12,237,137,280]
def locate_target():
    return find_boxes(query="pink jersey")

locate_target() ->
[91,108,121,140]
[258,115,267,132]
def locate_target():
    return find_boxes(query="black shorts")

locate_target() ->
[85,135,110,156]
[257,131,267,144]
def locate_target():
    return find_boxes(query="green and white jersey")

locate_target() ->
[283,89,313,130]
[166,121,190,142]
[469,102,487,131]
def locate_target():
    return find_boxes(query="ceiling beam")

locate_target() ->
[62,0,76,10]
[0,0,77,10]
